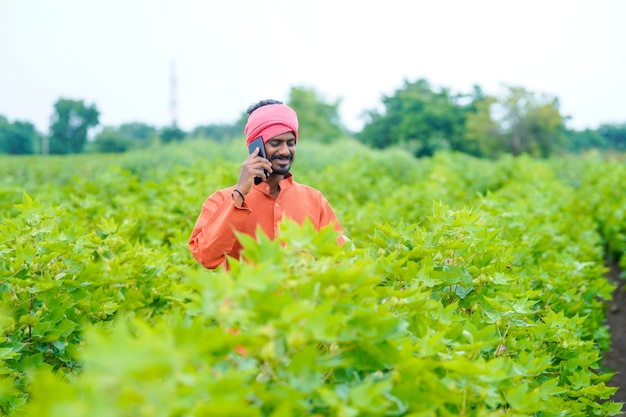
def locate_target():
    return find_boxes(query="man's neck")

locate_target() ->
[267,175,285,198]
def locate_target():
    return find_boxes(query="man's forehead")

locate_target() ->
[269,132,296,140]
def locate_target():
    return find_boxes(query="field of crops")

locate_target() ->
[1,138,625,416]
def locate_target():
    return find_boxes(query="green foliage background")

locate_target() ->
[0,139,625,416]
[3,83,626,158]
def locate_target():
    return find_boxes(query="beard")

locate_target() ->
[270,154,293,176]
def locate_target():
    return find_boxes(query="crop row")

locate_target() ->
[0,140,624,415]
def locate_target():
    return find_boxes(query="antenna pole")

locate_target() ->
[170,60,178,127]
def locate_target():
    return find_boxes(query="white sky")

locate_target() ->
[1,0,625,133]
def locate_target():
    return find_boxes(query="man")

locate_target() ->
[189,99,345,269]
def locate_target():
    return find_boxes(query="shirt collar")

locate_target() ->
[252,173,294,195]
[279,173,294,190]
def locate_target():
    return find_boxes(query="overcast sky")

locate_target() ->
[1,0,625,134]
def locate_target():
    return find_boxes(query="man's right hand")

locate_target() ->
[235,147,272,198]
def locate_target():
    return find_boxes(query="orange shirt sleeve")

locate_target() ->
[188,189,250,269]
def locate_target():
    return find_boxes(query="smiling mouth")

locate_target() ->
[272,156,292,165]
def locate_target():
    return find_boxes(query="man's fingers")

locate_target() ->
[238,149,273,189]
[246,156,272,173]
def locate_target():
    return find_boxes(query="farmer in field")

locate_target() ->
[189,99,345,269]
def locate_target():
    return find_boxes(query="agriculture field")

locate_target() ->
[1,138,625,416]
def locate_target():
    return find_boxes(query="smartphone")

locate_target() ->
[247,136,269,185]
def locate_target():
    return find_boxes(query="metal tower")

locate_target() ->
[170,60,178,127]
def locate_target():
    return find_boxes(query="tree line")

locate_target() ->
[357,79,625,157]
[1,80,624,158]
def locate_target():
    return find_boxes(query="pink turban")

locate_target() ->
[244,104,299,146]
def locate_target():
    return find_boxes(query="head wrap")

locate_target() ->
[244,104,299,146]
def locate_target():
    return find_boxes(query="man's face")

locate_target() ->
[264,132,296,176]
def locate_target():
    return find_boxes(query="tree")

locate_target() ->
[159,125,186,143]
[49,99,100,154]
[463,94,503,158]
[191,123,239,141]
[496,86,566,157]
[118,122,158,142]
[562,128,607,153]
[0,115,39,155]
[598,123,626,152]
[358,79,469,157]
[287,86,345,143]
[462,86,567,158]
[91,128,136,153]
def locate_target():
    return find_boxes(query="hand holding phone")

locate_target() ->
[247,136,269,185]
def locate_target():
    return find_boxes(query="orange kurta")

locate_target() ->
[189,174,344,269]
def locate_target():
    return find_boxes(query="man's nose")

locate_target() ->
[277,141,290,154]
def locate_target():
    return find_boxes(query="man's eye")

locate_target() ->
[269,140,295,147]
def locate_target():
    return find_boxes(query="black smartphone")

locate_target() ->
[247,136,269,185]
